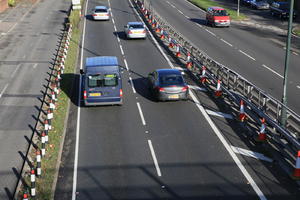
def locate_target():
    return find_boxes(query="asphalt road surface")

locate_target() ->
[0,0,70,198]
[147,0,300,114]
[55,0,300,200]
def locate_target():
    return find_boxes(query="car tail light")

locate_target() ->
[128,30,133,34]
[120,89,123,97]
[92,14,97,16]
[142,29,146,33]
[105,13,109,16]
[156,86,165,92]
[182,86,188,92]
[83,90,87,99]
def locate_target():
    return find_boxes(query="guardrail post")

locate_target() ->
[30,168,36,197]
[36,150,42,178]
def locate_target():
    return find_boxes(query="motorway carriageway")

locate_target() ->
[149,0,300,113]
[54,0,300,200]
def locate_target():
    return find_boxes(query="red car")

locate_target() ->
[206,7,230,27]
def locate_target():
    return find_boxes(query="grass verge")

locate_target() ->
[188,0,246,20]
[20,9,81,200]
[293,28,300,37]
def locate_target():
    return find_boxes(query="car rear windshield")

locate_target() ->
[88,74,118,87]
[129,24,144,29]
[213,10,228,16]
[159,74,184,86]
[95,9,108,13]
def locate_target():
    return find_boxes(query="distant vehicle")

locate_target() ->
[148,69,189,101]
[206,7,230,27]
[242,0,255,5]
[270,1,297,18]
[124,22,147,39]
[250,0,270,10]
[92,6,110,21]
[81,56,123,106]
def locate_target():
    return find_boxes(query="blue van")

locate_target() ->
[81,56,123,106]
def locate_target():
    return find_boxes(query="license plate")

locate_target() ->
[89,93,101,97]
[169,94,179,99]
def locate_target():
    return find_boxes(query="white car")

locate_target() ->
[92,6,110,21]
[124,22,147,39]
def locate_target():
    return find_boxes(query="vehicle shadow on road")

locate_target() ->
[130,77,157,102]
[113,31,127,40]
[189,18,207,26]
[60,73,80,107]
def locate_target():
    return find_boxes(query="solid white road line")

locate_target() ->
[262,64,283,79]
[129,77,136,93]
[189,90,267,200]
[148,140,162,177]
[220,38,233,47]
[206,109,233,119]
[11,64,21,78]
[137,102,146,125]
[231,146,273,163]
[124,59,129,70]
[196,23,203,28]
[239,50,256,61]
[0,84,9,98]
[72,0,89,199]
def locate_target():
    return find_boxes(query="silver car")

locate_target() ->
[148,69,189,101]
[124,22,147,39]
[92,6,110,21]
[250,0,269,10]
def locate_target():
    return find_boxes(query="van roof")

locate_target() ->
[85,56,119,74]
[86,56,118,67]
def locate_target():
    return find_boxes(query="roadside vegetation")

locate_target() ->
[8,0,16,7]
[20,9,82,200]
[293,27,300,36]
[188,0,247,20]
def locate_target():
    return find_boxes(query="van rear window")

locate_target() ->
[88,74,118,87]
[213,10,228,16]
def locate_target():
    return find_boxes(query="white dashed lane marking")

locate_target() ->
[205,29,216,36]
[238,50,256,61]
[262,64,283,79]
[137,102,146,125]
[124,59,129,70]
[231,146,273,163]
[11,64,21,78]
[0,84,9,98]
[148,140,162,177]
[220,38,233,47]
[297,85,300,89]
[119,45,124,55]
[129,77,136,93]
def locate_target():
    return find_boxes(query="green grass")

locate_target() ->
[188,0,246,20]
[19,9,82,200]
[8,0,16,7]
[293,28,300,36]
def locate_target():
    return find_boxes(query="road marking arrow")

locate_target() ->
[231,146,273,163]
[206,109,233,119]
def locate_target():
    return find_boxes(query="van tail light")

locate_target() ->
[182,86,189,92]
[83,90,87,99]
[120,89,123,97]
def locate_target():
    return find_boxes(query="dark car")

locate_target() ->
[270,1,297,19]
[148,69,189,101]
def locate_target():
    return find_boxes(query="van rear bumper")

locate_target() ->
[84,98,122,106]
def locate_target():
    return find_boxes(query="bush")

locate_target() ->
[8,0,16,7]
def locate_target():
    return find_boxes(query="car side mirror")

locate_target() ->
[80,69,84,75]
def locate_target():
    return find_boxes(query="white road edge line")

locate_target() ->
[129,0,174,68]
[72,0,89,199]
[231,146,273,163]
[239,50,256,61]
[148,140,162,177]
[137,102,146,125]
[262,64,283,79]
[129,77,136,93]
[0,84,9,98]
[131,0,265,195]
[189,91,267,200]
[220,38,233,47]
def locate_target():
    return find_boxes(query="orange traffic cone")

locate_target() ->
[200,66,207,84]
[160,30,165,39]
[175,45,181,58]
[238,100,246,122]
[257,118,267,142]
[293,151,300,179]
[214,80,222,97]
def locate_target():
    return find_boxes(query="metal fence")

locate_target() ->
[133,0,300,155]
